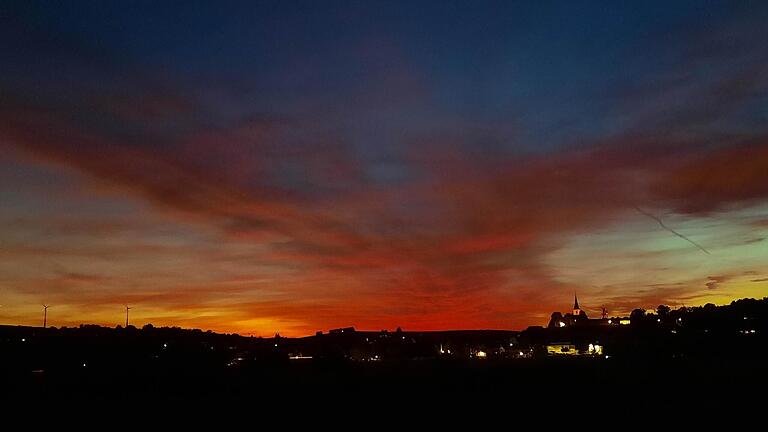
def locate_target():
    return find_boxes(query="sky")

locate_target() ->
[1,0,768,336]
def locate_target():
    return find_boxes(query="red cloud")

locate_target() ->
[4,78,768,335]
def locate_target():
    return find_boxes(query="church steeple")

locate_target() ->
[573,294,581,316]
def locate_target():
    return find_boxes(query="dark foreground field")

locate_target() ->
[5,355,766,411]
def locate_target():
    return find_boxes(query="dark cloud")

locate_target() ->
[706,275,729,290]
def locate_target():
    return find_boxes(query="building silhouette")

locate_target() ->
[548,295,590,328]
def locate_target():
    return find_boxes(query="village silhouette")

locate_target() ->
[3,296,766,407]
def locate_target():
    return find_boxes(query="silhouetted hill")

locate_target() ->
[1,297,767,409]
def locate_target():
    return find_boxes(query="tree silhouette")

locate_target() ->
[630,308,647,323]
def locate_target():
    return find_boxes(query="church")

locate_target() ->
[548,295,594,328]
[547,295,632,328]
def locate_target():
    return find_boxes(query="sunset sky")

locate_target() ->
[1,1,768,336]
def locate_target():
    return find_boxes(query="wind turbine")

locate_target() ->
[42,304,50,328]
[125,305,132,328]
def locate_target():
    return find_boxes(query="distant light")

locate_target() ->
[21,338,25,342]
[558,321,565,327]
[82,363,87,367]
[751,330,756,334]
[476,350,487,358]
[163,343,167,348]
[274,343,278,347]
[608,319,612,324]
[657,318,661,323]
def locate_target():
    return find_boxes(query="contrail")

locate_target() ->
[634,206,710,255]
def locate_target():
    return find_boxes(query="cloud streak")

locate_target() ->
[634,206,710,255]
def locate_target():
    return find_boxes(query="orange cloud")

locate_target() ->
[4,62,768,335]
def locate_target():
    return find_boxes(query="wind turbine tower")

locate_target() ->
[43,304,50,328]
